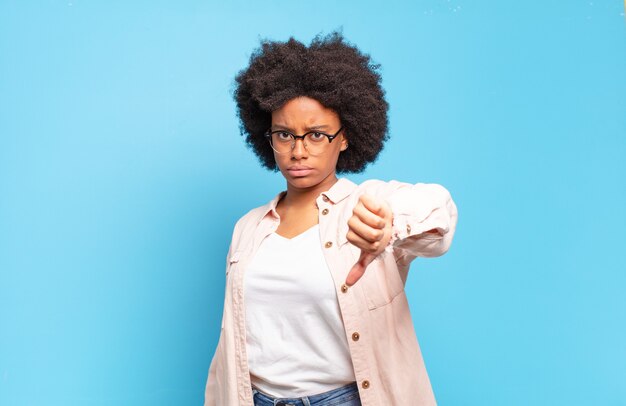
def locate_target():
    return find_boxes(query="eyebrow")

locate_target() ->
[271,124,331,131]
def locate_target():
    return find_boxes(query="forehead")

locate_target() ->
[271,96,339,127]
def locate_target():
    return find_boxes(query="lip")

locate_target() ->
[286,165,313,177]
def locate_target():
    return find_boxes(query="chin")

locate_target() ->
[280,171,317,188]
[286,176,317,188]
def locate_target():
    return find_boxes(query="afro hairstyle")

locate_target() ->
[233,30,389,173]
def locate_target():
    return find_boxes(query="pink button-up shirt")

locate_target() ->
[204,178,458,405]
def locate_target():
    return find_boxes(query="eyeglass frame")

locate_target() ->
[264,126,344,155]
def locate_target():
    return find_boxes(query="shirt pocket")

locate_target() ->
[222,250,243,329]
[359,252,405,309]
[226,250,243,276]
[337,217,405,310]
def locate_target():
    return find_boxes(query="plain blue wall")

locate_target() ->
[1,1,625,405]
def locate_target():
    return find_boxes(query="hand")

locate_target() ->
[345,194,393,286]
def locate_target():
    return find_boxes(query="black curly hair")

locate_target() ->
[233,31,389,173]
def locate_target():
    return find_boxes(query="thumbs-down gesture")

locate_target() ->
[345,194,393,286]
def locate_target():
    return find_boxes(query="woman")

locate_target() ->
[205,31,458,406]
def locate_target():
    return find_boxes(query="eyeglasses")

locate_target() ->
[264,127,343,156]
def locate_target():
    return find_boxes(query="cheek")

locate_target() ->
[321,148,342,171]
[331,143,344,163]
[273,152,287,169]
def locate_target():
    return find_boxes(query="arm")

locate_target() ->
[385,182,458,259]
[344,180,458,286]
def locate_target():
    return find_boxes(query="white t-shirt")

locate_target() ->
[243,224,356,397]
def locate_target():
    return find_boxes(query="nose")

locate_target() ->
[291,137,308,159]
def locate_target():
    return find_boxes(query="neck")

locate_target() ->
[281,173,339,209]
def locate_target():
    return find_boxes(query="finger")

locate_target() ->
[347,217,385,243]
[346,229,383,254]
[359,194,383,214]
[346,251,376,286]
[377,199,393,220]
[353,203,386,229]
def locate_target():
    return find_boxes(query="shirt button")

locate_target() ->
[341,284,349,293]
[362,380,370,389]
[352,332,360,341]
[325,241,333,248]
[322,195,329,202]
[321,208,329,215]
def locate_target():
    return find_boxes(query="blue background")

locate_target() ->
[1,1,625,405]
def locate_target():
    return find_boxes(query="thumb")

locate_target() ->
[345,250,376,287]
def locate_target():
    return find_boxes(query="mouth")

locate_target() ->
[286,166,313,177]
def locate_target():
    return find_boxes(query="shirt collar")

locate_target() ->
[320,177,357,204]
[255,177,357,224]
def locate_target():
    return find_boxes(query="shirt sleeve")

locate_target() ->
[387,183,458,257]
[366,180,458,260]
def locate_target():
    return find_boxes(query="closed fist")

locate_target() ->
[345,194,393,286]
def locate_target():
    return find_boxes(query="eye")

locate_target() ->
[307,132,326,142]
[274,131,292,142]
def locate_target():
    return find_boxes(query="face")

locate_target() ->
[270,96,347,191]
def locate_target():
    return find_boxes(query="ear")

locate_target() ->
[339,133,348,152]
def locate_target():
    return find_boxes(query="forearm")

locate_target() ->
[385,182,458,258]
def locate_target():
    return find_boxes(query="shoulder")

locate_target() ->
[232,203,269,234]
[229,191,282,241]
